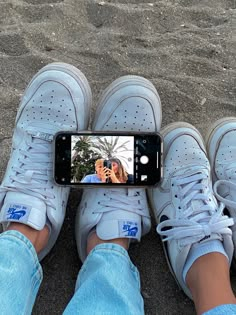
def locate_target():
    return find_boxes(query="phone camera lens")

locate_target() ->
[143,140,147,144]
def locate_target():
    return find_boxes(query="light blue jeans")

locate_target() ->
[0,230,143,315]
[0,230,235,315]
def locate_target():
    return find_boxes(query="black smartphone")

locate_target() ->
[103,160,112,183]
[103,160,112,170]
[54,131,163,186]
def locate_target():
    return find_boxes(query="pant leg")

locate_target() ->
[63,243,144,315]
[0,230,43,315]
[203,304,236,315]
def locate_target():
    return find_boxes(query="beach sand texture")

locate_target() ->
[0,0,235,314]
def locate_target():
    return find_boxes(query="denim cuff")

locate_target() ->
[84,243,139,276]
[90,242,129,257]
[0,230,43,281]
[203,304,236,315]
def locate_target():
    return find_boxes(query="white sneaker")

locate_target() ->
[206,117,236,252]
[0,62,92,260]
[75,75,162,262]
[148,122,234,298]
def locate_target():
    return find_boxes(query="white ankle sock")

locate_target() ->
[182,240,228,283]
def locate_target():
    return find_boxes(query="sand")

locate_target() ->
[0,0,235,314]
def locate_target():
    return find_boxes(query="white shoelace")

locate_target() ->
[0,132,56,208]
[94,190,150,218]
[157,172,234,246]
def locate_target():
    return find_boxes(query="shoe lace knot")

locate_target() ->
[157,171,234,246]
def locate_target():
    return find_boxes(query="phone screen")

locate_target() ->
[54,132,162,186]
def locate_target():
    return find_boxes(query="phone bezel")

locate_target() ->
[53,131,163,188]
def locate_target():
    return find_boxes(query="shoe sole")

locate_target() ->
[17,62,92,124]
[92,75,162,130]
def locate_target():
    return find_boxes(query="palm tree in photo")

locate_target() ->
[72,136,94,162]
[71,136,102,182]
[92,136,132,167]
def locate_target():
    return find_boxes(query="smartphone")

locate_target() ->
[103,160,112,170]
[54,131,163,187]
[103,160,112,183]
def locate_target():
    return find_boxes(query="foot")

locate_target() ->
[148,122,234,298]
[75,75,162,262]
[206,117,236,253]
[0,62,92,260]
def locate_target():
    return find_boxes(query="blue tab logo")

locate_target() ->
[120,221,138,237]
[6,204,29,221]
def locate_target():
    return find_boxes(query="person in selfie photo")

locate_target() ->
[81,159,107,183]
[81,157,133,184]
[107,157,134,184]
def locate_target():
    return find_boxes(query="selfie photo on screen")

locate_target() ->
[71,135,134,184]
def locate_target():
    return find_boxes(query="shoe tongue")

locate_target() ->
[176,167,214,219]
[96,210,141,241]
[105,188,135,196]
[26,123,58,141]
[175,165,208,178]
[30,131,54,142]
[198,232,222,244]
[0,192,47,230]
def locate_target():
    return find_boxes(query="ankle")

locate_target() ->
[186,253,236,314]
[183,240,228,282]
[86,231,129,256]
[7,223,50,254]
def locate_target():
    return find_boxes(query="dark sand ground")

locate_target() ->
[0,0,235,314]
